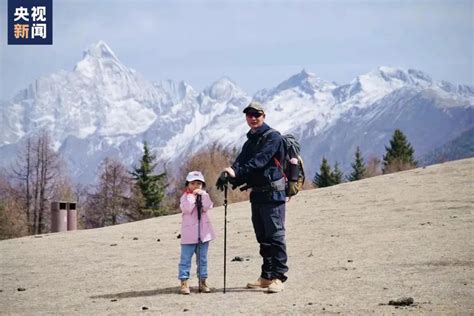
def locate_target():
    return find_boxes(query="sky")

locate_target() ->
[1,0,472,100]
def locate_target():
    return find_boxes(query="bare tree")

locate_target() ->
[0,170,28,239]
[11,130,62,234]
[11,137,32,233]
[73,183,89,230]
[365,156,383,178]
[85,158,134,228]
[52,175,76,203]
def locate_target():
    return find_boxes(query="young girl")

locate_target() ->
[178,171,216,294]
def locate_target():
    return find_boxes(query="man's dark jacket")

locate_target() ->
[231,123,286,203]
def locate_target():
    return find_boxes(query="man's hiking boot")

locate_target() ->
[267,279,284,293]
[199,279,211,293]
[179,280,190,295]
[246,277,272,289]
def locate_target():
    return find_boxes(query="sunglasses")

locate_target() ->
[245,112,263,118]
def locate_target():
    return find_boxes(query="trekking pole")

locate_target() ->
[196,194,203,293]
[223,173,228,294]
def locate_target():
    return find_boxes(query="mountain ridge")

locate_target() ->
[1,41,473,183]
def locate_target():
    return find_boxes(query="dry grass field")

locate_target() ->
[1,158,473,315]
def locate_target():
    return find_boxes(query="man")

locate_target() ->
[218,101,288,293]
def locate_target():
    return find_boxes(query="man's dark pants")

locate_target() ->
[251,202,288,282]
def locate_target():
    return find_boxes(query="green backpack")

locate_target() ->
[279,134,305,196]
[262,129,306,196]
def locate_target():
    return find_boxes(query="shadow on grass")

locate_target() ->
[90,287,264,299]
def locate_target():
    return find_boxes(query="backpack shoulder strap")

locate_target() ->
[261,128,287,178]
[262,128,278,138]
[256,128,285,171]
[256,128,278,147]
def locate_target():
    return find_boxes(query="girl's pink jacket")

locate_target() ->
[179,191,216,245]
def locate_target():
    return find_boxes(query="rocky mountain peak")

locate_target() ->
[82,40,120,61]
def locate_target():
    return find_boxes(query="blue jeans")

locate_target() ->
[178,242,209,280]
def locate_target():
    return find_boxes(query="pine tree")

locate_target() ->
[348,147,366,181]
[383,129,417,174]
[331,162,344,185]
[313,157,333,188]
[131,142,167,216]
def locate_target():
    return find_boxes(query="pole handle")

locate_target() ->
[196,194,202,221]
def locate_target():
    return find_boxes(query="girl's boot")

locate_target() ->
[180,280,190,295]
[199,279,211,293]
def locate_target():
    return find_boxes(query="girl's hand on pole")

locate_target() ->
[193,189,204,195]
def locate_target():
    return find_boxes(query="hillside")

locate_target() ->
[1,158,473,314]
[421,127,474,165]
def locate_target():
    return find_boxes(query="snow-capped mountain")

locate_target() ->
[1,42,473,184]
[1,41,166,146]
[304,86,474,177]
